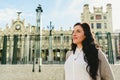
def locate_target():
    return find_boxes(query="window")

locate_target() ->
[66,36,69,42]
[98,31,102,39]
[91,23,94,29]
[90,16,94,20]
[96,15,101,20]
[64,36,69,42]
[45,37,48,40]
[96,23,101,29]
[104,16,107,19]
[58,36,60,41]
[54,36,60,42]
[54,36,56,41]
[104,23,107,29]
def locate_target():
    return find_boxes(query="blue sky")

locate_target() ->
[0,0,119,31]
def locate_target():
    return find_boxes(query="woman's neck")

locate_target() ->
[77,44,82,49]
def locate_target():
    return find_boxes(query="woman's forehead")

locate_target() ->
[73,25,83,30]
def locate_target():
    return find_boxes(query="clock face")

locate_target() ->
[15,24,21,30]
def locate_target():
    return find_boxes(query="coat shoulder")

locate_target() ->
[66,51,73,60]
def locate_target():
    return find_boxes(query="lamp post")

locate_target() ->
[47,21,54,63]
[32,4,43,72]
[60,33,63,63]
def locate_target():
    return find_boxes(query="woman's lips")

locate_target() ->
[73,37,78,40]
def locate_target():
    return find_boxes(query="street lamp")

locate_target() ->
[47,21,54,63]
[60,33,63,63]
[32,4,43,72]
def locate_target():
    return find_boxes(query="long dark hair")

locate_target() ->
[71,22,99,80]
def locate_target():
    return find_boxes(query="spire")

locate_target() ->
[17,12,22,20]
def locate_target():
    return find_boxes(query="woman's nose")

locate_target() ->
[73,31,77,34]
[72,32,77,36]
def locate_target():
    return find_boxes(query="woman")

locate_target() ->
[64,22,114,80]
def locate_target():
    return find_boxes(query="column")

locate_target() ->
[26,35,30,63]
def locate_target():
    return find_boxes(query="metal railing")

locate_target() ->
[0,32,120,65]
[0,34,71,64]
[95,32,120,64]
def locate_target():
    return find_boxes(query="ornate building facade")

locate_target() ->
[81,4,120,63]
[81,4,113,52]
[0,13,72,64]
[81,4,113,33]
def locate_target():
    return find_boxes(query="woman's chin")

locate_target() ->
[73,42,77,44]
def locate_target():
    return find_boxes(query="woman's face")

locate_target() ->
[72,25,86,45]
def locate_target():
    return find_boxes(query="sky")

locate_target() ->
[0,0,119,31]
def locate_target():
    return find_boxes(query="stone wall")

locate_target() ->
[111,64,120,80]
[0,64,119,80]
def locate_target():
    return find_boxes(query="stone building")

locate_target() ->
[81,4,113,33]
[0,12,72,64]
[81,4,120,61]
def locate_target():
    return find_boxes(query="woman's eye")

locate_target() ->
[77,30,81,33]
[72,30,82,34]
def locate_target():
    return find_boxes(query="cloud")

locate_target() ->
[42,0,86,30]
[110,0,120,30]
[0,8,17,28]
[48,0,83,22]
[52,0,85,28]
[0,8,16,20]
[22,12,36,25]
[0,8,35,29]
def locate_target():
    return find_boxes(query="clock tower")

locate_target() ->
[13,12,23,31]
[14,12,22,30]
[9,12,30,35]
